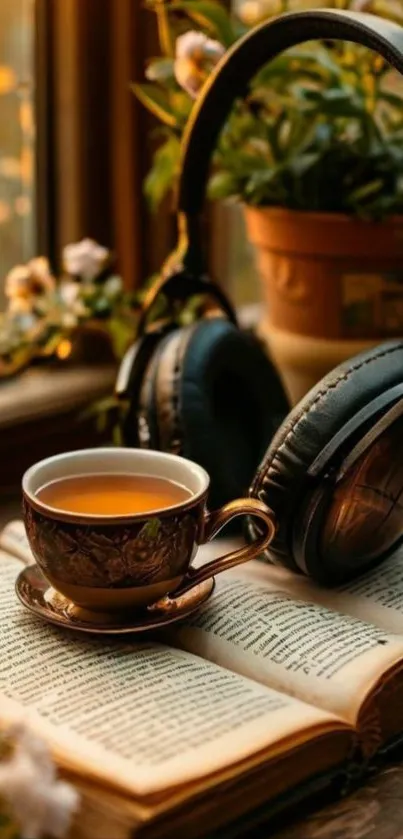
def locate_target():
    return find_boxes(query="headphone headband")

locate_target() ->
[177,9,403,259]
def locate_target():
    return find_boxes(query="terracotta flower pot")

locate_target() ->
[244,207,403,403]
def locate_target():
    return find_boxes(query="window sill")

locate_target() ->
[0,364,117,429]
[0,364,117,495]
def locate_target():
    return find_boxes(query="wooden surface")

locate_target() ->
[273,763,403,839]
[0,364,116,428]
[0,364,116,493]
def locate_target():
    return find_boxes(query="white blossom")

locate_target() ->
[62,238,109,281]
[4,265,31,299]
[28,257,54,287]
[174,31,225,97]
[5,258,55,303]
[59,280,80,307]
[58,282,89,323]
[238,0,278,26]
[0,722,79,839]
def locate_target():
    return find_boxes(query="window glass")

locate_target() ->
[0,0,35,286]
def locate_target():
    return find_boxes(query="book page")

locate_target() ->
[237,546,403,637]
[0,554,341,798]
[322,552,403,635]
[0,519,33,565]
[173,574,403,724]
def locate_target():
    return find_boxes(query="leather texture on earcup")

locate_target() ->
[179,318,289,510]
[149,326,194,454]
[247,340,403,572]
[146,317,289,511]
[136,332,176,449]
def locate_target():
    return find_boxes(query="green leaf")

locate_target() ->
[170,1,234,46]
[145,58,175,84]
[312,45,345,77]
[141,517,161,540]
[170,90,193,122]
[302,88,363,117]
[144,134,181,210]
[288,152,320,177]
[131,83,177,127]
[267,110,290,161]
[112,423,123,446]
[379,89,403,110]
[348,179,384,204]
[244,167,285,204]
[255,44,342,83]
[253,51,329,87]
[208,171,240,199]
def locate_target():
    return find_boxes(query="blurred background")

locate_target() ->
[0,0,402,506]
[0,0,259,306]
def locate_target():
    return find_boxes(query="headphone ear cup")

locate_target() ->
[248,339,403,582]
[131,332,178,449]
[118,325,177,448]
[175,318,289,510]
[149,327,191,455]
[121,316,290,514]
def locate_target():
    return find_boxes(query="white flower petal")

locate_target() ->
[176,31,224,62]
[174,58,204,98]
[176,31,208,60]
[174,32,224,96]
[238,0,276,25]
[28,256,51,279]
[63,238,110,281]
[59,280,80,307]
[0,724,79,839]
[5,265,31,297]
[43,781,80,839]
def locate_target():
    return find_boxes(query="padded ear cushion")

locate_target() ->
[247,339,403,572]
[171,318,289,510]
[139,316,289,511]
[137,331,178,449]
[152,326,192,453]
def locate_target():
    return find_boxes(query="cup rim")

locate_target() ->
[22,447,210,524]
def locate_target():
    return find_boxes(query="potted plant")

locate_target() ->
[134,0,403,403]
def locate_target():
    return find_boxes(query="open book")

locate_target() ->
[3,522,403,838]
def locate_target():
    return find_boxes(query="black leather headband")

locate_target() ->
[177,9,403,229]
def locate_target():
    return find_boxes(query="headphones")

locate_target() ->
[117,9,403,586]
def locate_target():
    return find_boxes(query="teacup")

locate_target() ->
[22,447,275,611]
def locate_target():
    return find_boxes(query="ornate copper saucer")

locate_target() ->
[15,564,215,635]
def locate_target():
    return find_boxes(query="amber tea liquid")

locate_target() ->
[36,473,192,516]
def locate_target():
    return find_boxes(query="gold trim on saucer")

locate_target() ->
[15,565,215,635]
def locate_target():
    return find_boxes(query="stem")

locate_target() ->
[156,1,174,57]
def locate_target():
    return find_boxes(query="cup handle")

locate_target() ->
[179,497,276,594]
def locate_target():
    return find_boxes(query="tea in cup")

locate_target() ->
[22,447,275,611]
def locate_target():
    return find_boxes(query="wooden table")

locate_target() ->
[274,763,403,839]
